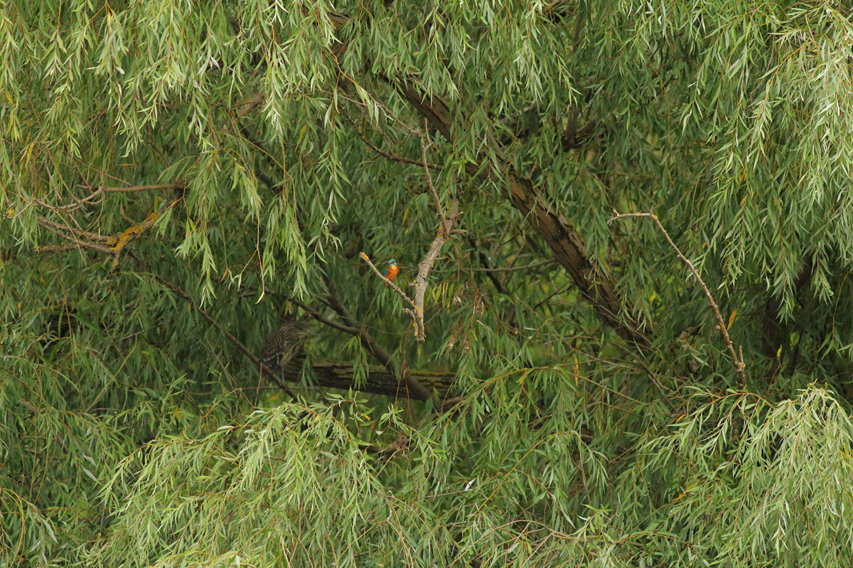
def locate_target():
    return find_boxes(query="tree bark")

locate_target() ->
[279,360,456,400]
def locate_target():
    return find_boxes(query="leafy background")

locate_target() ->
[2,0,853,566]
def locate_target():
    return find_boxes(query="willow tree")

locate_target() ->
[3,0,853,566]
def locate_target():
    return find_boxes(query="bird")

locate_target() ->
[383,258,399,288]
[261,319,313,378]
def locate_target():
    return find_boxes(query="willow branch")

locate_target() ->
[610,211,746,381]
[36,217,115,255]
[152,274,298,400]
[36,185,184,264]
[324,279,434,402]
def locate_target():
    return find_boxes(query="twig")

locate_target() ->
[324,278,434,402]
[152,274,298,400]
[421,119,449,232]
[36,217,116,256]
[36,244,87,253]
[289,298,361,335]
[609,211,746,381]
[360,252,421,319]
[31,192,104,212]
[30,181,180,214]
[343,112,443,171]
[36,215,110,242]
[532,283,571,310]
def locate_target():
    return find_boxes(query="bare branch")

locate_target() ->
[36,186,184,265]
[359,117,461,345]
[610,211,746,382]
[36,217,115,256]
[152,274,298,400]
[36,215,111,243]
[79,183,183,193]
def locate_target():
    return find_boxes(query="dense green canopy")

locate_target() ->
[3,0,853,566]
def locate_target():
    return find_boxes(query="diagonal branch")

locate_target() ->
[324,278,434,402]
[152,274,299,400]
[360,253,419,314]
[609,211,746,381]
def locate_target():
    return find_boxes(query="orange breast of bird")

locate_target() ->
[384,263,399,287]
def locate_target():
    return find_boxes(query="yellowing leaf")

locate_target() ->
[727,309,737,331]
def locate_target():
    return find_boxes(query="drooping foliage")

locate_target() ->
[3,0,853,566]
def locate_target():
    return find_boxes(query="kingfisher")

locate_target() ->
[383,259,399,288]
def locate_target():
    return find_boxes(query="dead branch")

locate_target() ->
[410,122,460,342]
[104,189,183,257]
[359,118,460,344]
[36,217,115,256]
[36,186,184,264]
[609,211,746,382]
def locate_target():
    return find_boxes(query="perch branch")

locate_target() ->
[324,279,434,402]
[360,252,420,318]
